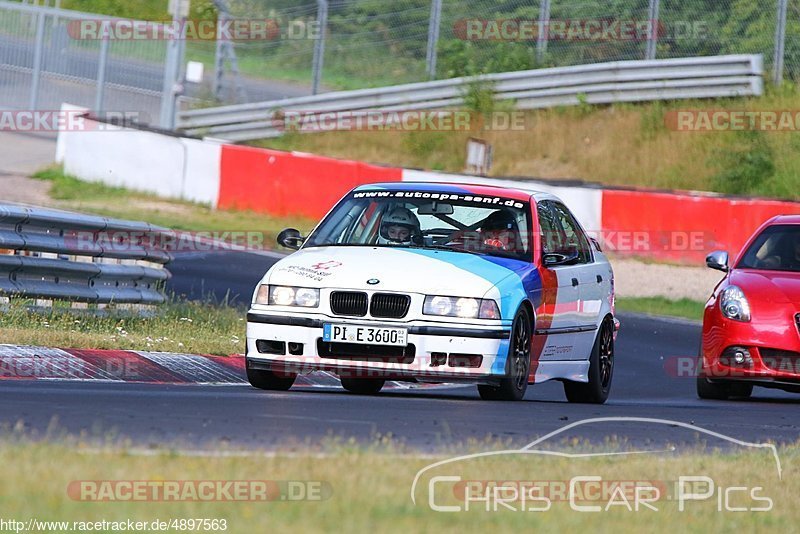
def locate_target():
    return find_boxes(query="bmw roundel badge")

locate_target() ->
[367,278,380,285]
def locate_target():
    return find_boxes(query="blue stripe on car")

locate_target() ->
[401,249,541,375]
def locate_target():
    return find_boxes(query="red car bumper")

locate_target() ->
[702,301,800,385]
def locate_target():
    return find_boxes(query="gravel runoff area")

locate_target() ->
[0,131,56,206]
[611,257,725,301]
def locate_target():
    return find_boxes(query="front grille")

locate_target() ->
[370,293,410,318]
[330,291,368,316]
[760,348,800,374]
[317,339,415,364]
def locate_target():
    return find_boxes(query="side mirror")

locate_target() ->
[277,228,304,250]
[544,250,580,267]
[706,250,729,272]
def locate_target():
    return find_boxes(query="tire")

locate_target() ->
[246,366,296,391]
[697,375,753,400]
[340,377,385,395]
[730,383,754,398]
[564,317,614,404]
[478,306,532,401]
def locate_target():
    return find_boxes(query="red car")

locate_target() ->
[699,215,800,399]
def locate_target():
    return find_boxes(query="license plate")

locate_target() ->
[323,324,408,346]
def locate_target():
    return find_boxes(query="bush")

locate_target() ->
[710,130,775,195]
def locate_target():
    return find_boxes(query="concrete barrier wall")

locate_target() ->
[58,116,221,207]
[603,189,800,263]
[218,145,402,219]
[57,125,800,264]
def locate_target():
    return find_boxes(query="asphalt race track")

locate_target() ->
[1,248,798,450]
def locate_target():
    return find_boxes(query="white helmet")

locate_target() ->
[377,207,420,245]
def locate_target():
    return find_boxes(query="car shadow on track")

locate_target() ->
[277,386,575,404]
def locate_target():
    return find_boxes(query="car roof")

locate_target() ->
[354,181,558,203]
[767,215,800,225]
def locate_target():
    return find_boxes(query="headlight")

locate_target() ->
[720,285,750,322]
[254,284,270,304]
[253,284,320,308]
[294,288,320,307]
[271,286,296,306]
[423,296,500,319]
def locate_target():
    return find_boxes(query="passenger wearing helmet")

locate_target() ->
[481,209,520,251]
[377,207,421,245]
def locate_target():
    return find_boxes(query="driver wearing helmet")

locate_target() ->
[480,209,520,251]
[377,206,421,245]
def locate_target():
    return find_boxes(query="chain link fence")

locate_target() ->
[0,1,167,125]
[206,0,800,98]
[0,0,798,130]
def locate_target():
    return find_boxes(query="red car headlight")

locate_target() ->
[720,285,751,322]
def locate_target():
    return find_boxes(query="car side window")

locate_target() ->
[536,201,564,255]
[549,201,593,264]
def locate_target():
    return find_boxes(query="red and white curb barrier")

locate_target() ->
[0,345,452,390]
[0,345,244,384]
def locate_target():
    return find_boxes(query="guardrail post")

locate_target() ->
[425,0,442,80]
[94,25,109,114]
[645,0,660,60]
[773,0,788,85]
[536,0,551,64]
[311,0,328,95]
[29,10,46,110]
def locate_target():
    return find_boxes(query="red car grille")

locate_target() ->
[760,348,800,374]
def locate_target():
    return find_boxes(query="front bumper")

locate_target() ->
[246,311,511,384]
[702,305,800,383]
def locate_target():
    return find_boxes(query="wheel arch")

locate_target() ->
[516,298,536,327]
[590,312,616,348]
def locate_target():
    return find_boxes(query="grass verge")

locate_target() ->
[31,167,317,243]
[0,437,795,532]
[0,300,243,355]
[616,297,705,322]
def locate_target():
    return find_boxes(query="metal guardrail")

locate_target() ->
[0,203,171,304]
[177,55,764,142]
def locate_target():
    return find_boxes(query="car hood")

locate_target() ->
[265,246,531,297]
[729,269,800,305]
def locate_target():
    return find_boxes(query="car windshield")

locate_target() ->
[304,189,532,261]
[737,224,800,272]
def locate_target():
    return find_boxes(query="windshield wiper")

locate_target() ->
[402,244,481,255]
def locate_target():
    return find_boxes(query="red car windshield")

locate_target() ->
[737,224,800,272]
